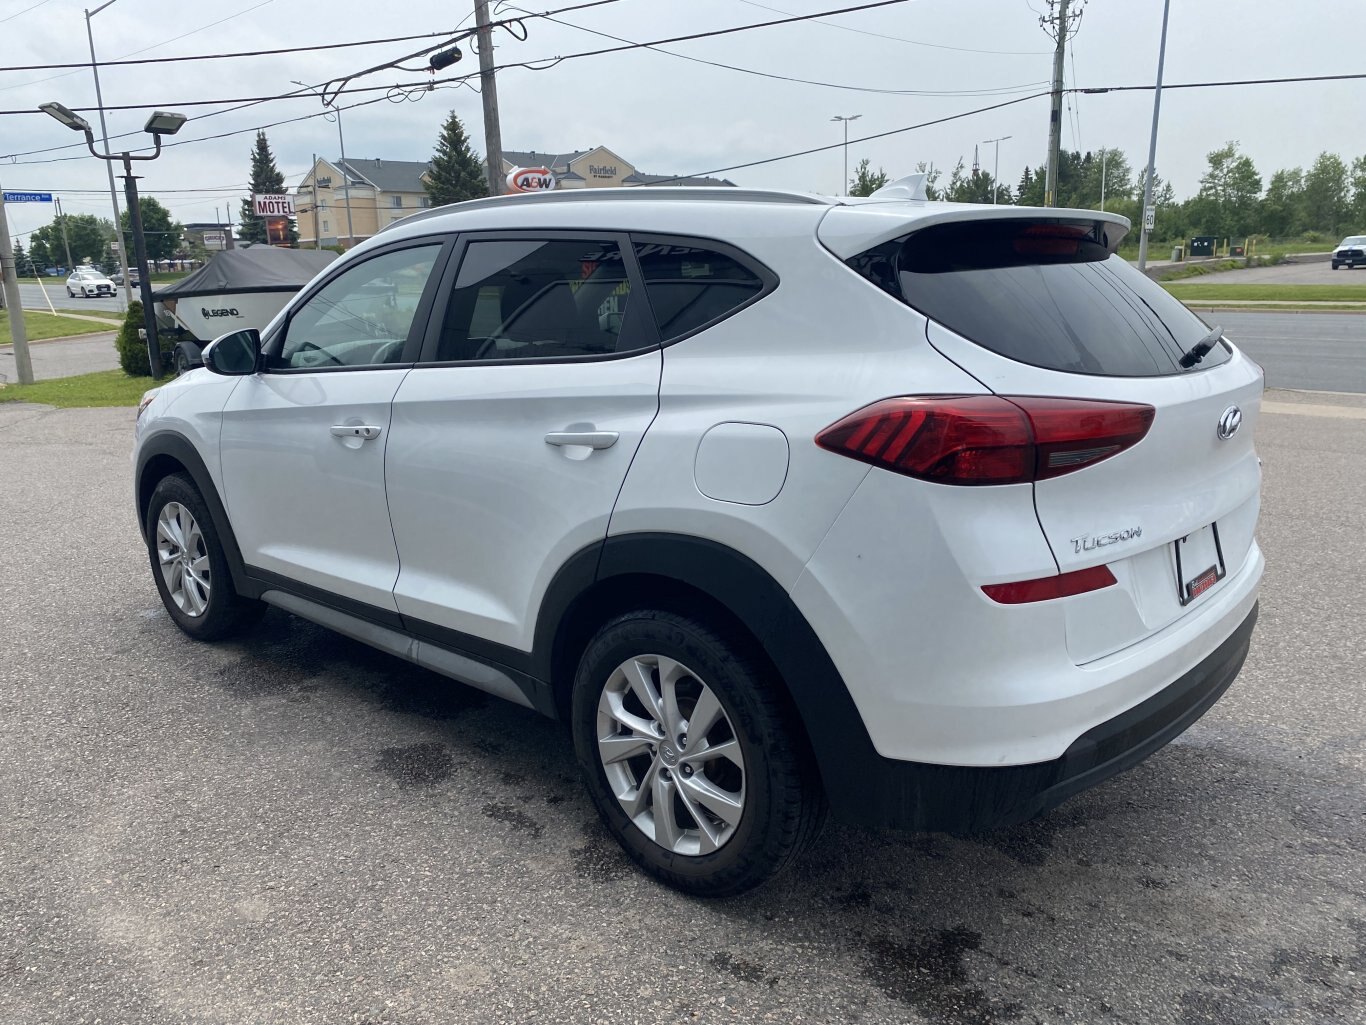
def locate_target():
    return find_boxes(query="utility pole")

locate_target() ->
[1137,0,1172,272]
[311,153,320,249]
[0,189,36,384]
[53,197,74,270]
[1040,0,1083,208]
[474,0,505,196]
[1100,148,1107,211]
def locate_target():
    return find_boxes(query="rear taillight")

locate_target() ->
[982,565,1117,604]
[815,395,1154,485]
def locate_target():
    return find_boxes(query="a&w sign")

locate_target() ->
[252,193,296,216]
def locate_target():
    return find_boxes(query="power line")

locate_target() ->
[0,0,276,93]
[0,0,53,25]
[1077,71,1366,93]
[502,2,1048,97]
[732,0,1052,55]
[0,28,473,73]
[642,90,1052,185]
[0,0,916,119]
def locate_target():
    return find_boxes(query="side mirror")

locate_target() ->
[201,328,260,376]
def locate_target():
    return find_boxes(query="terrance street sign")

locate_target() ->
[2,192,53,203]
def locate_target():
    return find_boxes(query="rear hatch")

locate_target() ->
[825,208,1263,663]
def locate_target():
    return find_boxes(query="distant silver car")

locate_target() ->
[66,268,115,297]
[1331,235,1366,269]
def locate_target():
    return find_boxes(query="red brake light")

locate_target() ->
[982,565,1117,604]
[816,395,1153,485]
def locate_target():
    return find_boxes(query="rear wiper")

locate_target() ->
[1179,324,1223,368]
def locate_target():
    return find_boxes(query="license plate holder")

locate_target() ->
[1174,522,1226,606]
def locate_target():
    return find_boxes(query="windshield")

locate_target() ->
[1340,237,1366,247]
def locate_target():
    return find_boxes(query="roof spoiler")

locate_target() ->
[866,173,929,202]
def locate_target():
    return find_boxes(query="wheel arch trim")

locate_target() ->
[136,431,254,597]
[536,531,881,810]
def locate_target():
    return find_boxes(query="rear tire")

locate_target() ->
[173,348,192,376]
[145,473,262,641]
[571,609,825,896]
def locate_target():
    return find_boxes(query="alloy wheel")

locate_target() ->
[155,501,211,617]
[596,653,746,855]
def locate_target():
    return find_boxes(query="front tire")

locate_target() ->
[571,610,825,896]
[145,473,262,641]
[173,348,192,376]
[1332,261,1340,270]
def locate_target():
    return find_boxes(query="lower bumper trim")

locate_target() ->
[835,602,1258,832]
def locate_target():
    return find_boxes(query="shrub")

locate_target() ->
[115,300,151,377]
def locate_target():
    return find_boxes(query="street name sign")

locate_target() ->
[2,192,53,203]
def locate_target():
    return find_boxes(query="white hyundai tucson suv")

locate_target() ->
[133,184,1264,895]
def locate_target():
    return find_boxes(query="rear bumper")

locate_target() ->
[837,602,1257,832]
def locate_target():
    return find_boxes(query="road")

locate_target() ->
[17,281,127,315]
[1172,258,1357,287]
[0,332,118,384]
[1,397,1363,1025]
[1219,312,1366,393]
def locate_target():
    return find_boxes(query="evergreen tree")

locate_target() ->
[11,241,34,276]
[239,131,298,246]
[425,111,488,206]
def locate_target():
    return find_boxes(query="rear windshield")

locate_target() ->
[851,218,1229,377]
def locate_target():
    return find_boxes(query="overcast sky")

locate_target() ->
[2,0,1365,245]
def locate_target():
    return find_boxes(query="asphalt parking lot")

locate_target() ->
[1170,256,1356,287]
[2,395,1364,1025]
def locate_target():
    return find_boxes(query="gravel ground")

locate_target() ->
[0,400,1362,1025]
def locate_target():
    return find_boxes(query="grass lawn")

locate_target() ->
[1164,283,1366,302]
[1179,302,1366,313]
[1,310,120,345]
[0,368,152,407]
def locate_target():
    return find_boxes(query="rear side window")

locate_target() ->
[633,239,770,343]
[434,238,648,362]
[852,219,1229,377]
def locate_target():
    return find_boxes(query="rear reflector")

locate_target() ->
[982,565,1117,604]
[816,395,1154,485]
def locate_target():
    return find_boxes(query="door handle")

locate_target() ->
[545,430,619,450]
[331,425,382,440]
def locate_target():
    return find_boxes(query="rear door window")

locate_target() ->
[632,238,772,343]
[855,219,1229,377]
[433,237,650,362]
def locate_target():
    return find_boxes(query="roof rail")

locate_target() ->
[377,186,834,235]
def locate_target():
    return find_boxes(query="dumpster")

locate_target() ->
[1189,236,1216,257]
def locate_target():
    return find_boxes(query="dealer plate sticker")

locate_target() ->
[1175,523,1226,606]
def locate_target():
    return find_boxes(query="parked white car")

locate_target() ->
[132,184,1264,895]
[66,267,115,297]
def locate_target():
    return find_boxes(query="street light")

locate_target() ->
[292,81,354,247]
[85,0,135,307]
[831,114,861,196]
[41,99,188,379]
[981,135,1012,205]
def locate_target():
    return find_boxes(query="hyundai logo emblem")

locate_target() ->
[1217,405,1242,440]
